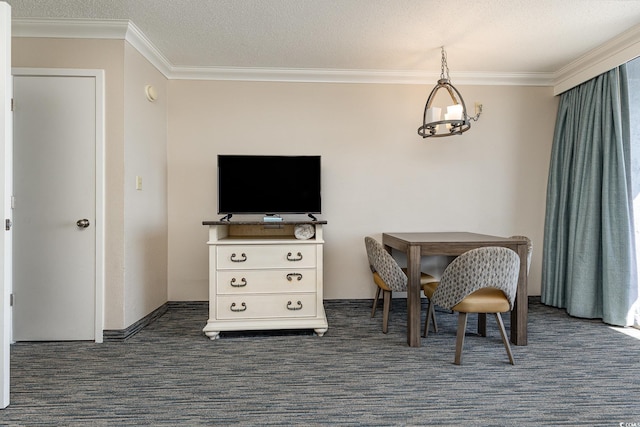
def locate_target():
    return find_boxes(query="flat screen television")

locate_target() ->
[217,155,321,217]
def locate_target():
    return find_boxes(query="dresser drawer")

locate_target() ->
[217,269,317,294]
[216,294,317,319]
[217,245,317,269]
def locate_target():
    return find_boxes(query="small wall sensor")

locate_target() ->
[145,85,158,102]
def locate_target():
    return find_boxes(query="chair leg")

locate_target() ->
[478,313,487,337]
[371,287,381,318]
[423,301,433,338]
[430,300,438,334]
[382,290,391,334]
[494,313,515,365]
[454,312,468,365]
[423,300,438,338]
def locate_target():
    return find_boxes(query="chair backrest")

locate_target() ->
[510,235,532,274]
[432,246,520,310]
[364,235,377,274]
[364,236,407,292]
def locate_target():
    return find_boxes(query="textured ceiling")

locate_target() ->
[5,0,640,75]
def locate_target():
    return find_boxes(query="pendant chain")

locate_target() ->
[440,47,451,82]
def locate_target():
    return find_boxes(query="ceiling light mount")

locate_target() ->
[417,47,482,138]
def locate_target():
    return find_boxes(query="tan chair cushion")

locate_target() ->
[375,270,435,292]
[452,288,510,313]
[401,268,437,286]
[421,281,439,298]
[372,272,391,291]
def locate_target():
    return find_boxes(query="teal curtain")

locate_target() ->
[541,66,637,326]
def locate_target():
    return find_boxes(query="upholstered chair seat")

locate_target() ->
[451,288,511,313]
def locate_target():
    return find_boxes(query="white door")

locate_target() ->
[13,72,99,341]
[0,1,12,409]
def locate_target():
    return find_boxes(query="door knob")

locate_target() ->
[76,218,90,228]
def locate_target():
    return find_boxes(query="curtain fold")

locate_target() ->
[541,66,637,326]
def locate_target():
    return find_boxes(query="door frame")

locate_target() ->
[12,68,105,343]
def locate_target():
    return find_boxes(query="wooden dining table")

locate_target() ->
[382,232,530,348]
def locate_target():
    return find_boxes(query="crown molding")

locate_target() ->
[12,18,174,77]
[11,17,638,89]
[168,66,554,86]
[4,17,557,86]
[10,17,553,85]
[122,21,172,77]
[553,23,640,95]
[12,17,130,39]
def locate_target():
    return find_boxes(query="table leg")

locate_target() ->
[510,243,528,345]
[407,245,422,347]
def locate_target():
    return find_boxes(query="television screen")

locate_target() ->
[217,155,321,215]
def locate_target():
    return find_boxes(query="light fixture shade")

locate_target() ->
[418,79,470,138]
[417,47,481,139]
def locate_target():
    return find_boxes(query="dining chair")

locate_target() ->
[364,236,438,334]
[474,234,533,337]
[424,246,520,365]
[424,235,532,339]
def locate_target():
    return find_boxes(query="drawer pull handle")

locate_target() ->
[230,253,247,262]
[287,252,303,262]
[287,300,303,311]
[230,302,247,312]
[286,273,303,282]
[230,277,247,287]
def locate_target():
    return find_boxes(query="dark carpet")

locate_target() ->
[2,299,640,426]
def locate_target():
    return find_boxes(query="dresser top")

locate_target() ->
[202,220,327,226]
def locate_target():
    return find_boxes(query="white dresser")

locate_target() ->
[202,221,328,339]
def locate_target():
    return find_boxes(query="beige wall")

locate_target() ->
[123,43,168,327]
[12,38,169,329]
[167,80,557,300]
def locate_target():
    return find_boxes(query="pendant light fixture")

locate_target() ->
[417,47,482,138]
